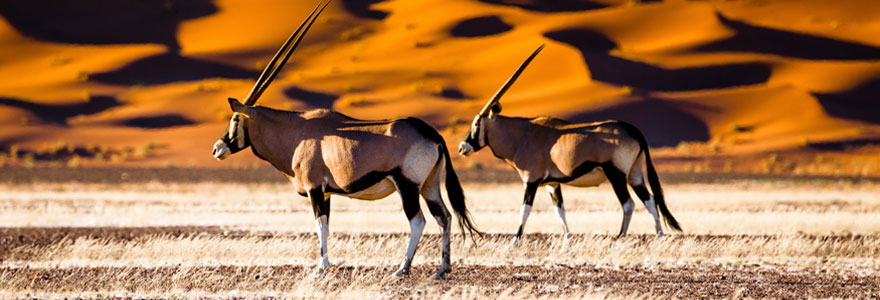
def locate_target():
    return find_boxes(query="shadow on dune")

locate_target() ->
[451,16,513,38]
[806,138,880,151]
[476,0,608,12]
[0,96,121,126]
[564,97,711,147]
[283,86,339,109]
[0,0,265,86]
[813,78,880,124]
[695,13,880,60]
[440,87,470,100]
[121,114,196,129]
[341,0,390,20]
[0,0,215,52]
[89,53,259,86]
[545,29,772,91]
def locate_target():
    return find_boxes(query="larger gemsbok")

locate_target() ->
[211,1,480,279]
[457,45,681,244]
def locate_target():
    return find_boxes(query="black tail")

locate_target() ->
[440,143,483,239]
[403,117,482,239]
[618,122,682,231]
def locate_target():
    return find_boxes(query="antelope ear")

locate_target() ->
[488,103,501,119]
[228,98,253,117]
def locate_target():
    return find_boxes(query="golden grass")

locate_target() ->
[2,181,879,234]
[1,179,879,298]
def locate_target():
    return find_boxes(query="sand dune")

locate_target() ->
[0,0,878,171]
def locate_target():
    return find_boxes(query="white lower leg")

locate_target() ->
[396,211,425,275]
[513,204,532,244]
[618,198,634,238]
[314,215,330,272]
[555,205,571,239]
[644,196,664,236]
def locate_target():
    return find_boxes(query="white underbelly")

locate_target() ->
[565,168,607,187]
[340,178,397,200]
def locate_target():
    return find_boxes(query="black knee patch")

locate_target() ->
[425,200,450,227]
[392,174,421,220]
[309,188,330,219]
[523,181,539,206]
[632,184,651,201]
[601,163,631,205]
[550,185,564,207]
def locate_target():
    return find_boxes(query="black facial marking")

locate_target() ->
[463,117,486,151]
[218,115,252,154]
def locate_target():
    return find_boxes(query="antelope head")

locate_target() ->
[458,44,544,156]
[213,1,330,160]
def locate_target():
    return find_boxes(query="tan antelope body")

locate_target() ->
[458,46,681,243]
[211,2,478,279]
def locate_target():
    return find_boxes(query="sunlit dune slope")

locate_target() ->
[0,0,878,169]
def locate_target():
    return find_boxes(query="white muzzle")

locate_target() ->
[212,140,231,160]
[458,142,474,156]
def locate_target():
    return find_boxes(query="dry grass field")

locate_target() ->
[1,169,879,299]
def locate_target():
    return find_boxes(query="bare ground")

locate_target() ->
[2,227,879,299]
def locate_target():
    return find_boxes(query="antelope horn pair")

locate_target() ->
[237,0,331,106]
[478,44,545,117]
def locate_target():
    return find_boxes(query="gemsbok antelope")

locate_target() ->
[457,45,681,244]
[211,1,480,279]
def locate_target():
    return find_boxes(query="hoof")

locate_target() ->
[391,268,409,277]
[657,232,667,238]
[508,238,521,250]
[312,268,326,278]
[432,266,451,280]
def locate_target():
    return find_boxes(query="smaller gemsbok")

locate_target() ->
[458,45,681,243]
[211,1,479,279]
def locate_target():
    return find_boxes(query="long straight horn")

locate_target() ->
[479,44,545,116]
[242,0,331,106]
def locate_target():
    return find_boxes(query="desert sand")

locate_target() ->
[0,0,878,173]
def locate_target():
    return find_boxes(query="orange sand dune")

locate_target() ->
[0,0,879,172]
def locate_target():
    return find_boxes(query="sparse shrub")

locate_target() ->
[447,116,460,134]
[67,154,81,168]
[77,71,89,81]
[80,89,91,101]
[9,145,19,160]
[676,141,691,154]
[799,137,810,147]
[23,153,35,168]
